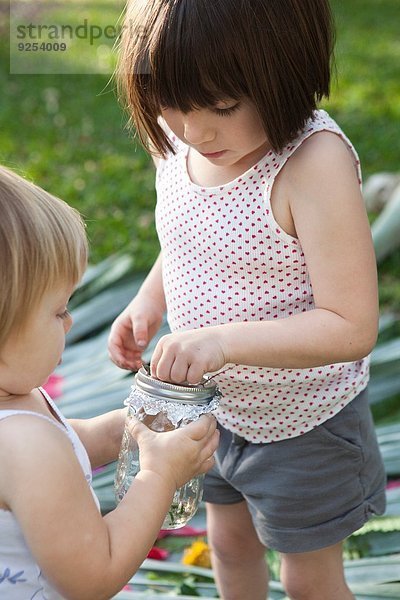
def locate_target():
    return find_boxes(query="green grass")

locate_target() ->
[326,0,400,175]
[0,0,159,269]
[0,0,399,304]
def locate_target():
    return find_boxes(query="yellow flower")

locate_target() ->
[182,539,211,568]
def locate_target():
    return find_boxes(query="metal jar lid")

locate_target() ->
[135,366,220,405]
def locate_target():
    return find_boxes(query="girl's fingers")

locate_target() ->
[132,322,148,350]
[169,356,191,384]
[150,345,162,379]
[186,363,204,385]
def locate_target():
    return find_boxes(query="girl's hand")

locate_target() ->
[108,294,164,371]
[150,327,227,384]
[128,414,220,489]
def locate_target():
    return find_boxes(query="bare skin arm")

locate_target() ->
[68,408,126,469]
[0,412,218,600]
[108,252,166,371]
[107,147,165,371]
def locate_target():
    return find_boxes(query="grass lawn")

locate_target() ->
[0,0,399,305]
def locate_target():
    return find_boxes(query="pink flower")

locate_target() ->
[147,525,207,561]
[43,374,64,400]
[147,547,169,560]
[157,525,207,539]
[386,479,400,490]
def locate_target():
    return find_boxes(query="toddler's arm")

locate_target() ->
[108,252,166,371]
[68,408,126,469]
[0,412,218,600]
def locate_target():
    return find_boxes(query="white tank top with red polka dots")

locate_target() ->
[155,109,369,443]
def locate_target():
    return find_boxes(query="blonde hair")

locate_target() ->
[0,166,88,349]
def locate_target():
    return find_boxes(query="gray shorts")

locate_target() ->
[203,388,386,553]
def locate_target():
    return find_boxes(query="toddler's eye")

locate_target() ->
[58,309,70,320]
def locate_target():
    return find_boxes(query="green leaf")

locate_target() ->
[344,554,400,585]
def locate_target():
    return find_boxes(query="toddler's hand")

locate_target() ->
[128,414,219,490]
[150,327,227,384]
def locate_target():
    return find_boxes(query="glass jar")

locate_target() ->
[114,366,221,529]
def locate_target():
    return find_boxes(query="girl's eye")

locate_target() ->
[58,309,70,320]
[214,103,240,117]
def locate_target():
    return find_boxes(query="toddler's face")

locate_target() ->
[161,98,270,171]
[0,285,73,396]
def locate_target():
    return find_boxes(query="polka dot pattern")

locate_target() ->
[155,110,368,442]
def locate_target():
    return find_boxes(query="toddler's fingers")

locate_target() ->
[199,429,220,462]
[210,428,220,453]
[185,414,217,441]
[198,454,216,475]
[127,416,152,443]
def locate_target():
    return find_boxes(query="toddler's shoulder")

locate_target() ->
[0,406,69,455]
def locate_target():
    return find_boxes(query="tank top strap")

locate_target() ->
[0,406,67,435]
[156,117,187,181]
[267,109,362,187]
[262,110,362,230]
[38,386,69,427]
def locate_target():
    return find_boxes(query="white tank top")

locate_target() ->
[156,109,369,442]
[0,388,99,599]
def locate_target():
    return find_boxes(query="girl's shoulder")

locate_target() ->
[290,110,357,160]
[290,125,355,170]
[281,110,361,185]
[269,111,362,236]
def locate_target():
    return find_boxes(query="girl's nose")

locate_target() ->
[183,112,215,145]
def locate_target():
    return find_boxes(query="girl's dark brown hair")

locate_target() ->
[118,0,335,156]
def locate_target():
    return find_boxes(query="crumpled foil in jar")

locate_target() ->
[124,387,220,429]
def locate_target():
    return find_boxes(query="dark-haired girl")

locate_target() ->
[109,2,386,598]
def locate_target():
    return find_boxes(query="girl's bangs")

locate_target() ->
[146,1,247,112]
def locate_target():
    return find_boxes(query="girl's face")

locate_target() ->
[161,98,270,171]
[0,285,73,397]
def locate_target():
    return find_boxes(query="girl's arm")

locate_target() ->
[68,408,126,469]
[0,412,218,600]
[107,149,162,371]
[108,252,166,371]
[149,132,379,384]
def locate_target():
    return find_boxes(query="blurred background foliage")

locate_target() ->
[0,0,400,307]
